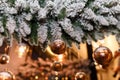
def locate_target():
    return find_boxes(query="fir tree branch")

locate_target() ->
[29,17,39,45]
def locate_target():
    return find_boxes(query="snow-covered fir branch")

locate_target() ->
[0,0,119,48]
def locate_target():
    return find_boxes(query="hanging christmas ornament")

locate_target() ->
[93,46,113,67]
[0,71,15,80]
[52,61,63,71]
[50,39,66,55]
[0,54,10,64]
[75,72,87,80]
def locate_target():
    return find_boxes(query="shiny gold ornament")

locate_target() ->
[93,46,113,67]
[50,39,66,55]
[0,54,10,64]
[0,71,15,80]
[52,61,63,71]
[75,72,87,80]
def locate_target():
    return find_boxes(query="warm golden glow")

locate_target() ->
[58,55,64,62]
[35,75,39,79]
[18,46,26,53]
[17,43,29,58]
[55,77,59,80]
[2,57,6,60]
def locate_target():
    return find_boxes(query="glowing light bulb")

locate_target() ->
[17,43,29,58]
[35,75,39,79]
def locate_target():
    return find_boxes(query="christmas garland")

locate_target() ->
[0,0,120,49]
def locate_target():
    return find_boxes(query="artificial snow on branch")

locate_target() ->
[0,0,120,48]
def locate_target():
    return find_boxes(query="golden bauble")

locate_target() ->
[52,61,63,71]
[0,71,14,80]
[50,39,66,55]
[0,54,10,64]
[75,72,87,80]
[93,46,113,67]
